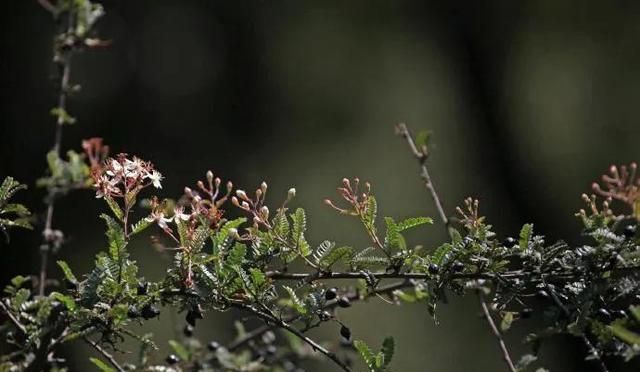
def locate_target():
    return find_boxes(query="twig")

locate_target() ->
[84,337,126,372]
[232,303,352,371]
[37,0,57,14]
[229,280,410,352]
[478,291,517,372]
[39,3,74,297]
[398,122,518,372]
[0,300,27,335]
[395,123,451,234]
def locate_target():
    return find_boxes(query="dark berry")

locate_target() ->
[207,341,220,351]
[325,287,338,301]
[319,310,332,321]
[137,282,148,296]
[624,224,637,239]
[451,261,464,272]
[615,310,628,319]
[65,279,77,291]
[141,304,160,319]
[183,324,194,337]
[597,308,611,321]
[337,296,351,308]
[127,305,140,318]
[428,263,439,274]
[520,308,533,319]
[266,345,277,355]
[186,307,204,327]
[536,290,549,300]
[503,237,517,248]
[340,325,351,339]
[165,354,180,365]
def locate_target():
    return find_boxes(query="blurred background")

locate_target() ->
[1,0,640,371]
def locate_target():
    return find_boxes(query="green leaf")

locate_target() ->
[320,246,354,269]
[283,285,307,315]
[101,214,127,260]
[365,196,378,228]
[291,208,311,257]
[249,268,266,289]
[381,336,395,367]
[57,260,78,283]
[50,291,77,311]
[397,216,433,231]
[89,357,115,372]
[354,340,376,370]
[169,339,191,360]
[130,217,152,235]
[501,312,514,332]
[104,196,123,220]
[519,224,533,251]
[609,323,640,345]
[384,217,405,251]
[226,243,246,266]
[50,107,77,125]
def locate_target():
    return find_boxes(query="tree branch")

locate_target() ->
[84,337,126,372]
[478,291,517,372]
[39,3,74,297]
[231,302,352,371]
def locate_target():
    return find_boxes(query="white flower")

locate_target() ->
[146,170,163,189]
[173,207,191,221]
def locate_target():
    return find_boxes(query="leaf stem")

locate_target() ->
[84,337,126,372]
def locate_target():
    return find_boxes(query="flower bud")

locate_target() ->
[214,177,221,187]
[288,188,296,199]
[236,190,248,201]
[228,228,239,239]
[261,181,268,192]
[184,187,193,197]
[241,201,250,210]
[260,206,269,219]
[197,180,205,189]
[256,189,263,198]
[231,196,240,207]
[206,170,214,181]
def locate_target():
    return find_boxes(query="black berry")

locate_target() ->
[186,307,204,327]
[520,308,533,319]
[503,237,517,248]
[183,324,194,337]
[451,261,464,272]
[319,310,332,321]
[536,290,549,300]
[597,308,611,321]
[428,263,439,274]
[127,305,140,318]
[137,282,148,296]
[623,224,637,239]
[165,354,179,365]
[325,287,338,301]
[141,304,160,319]
[340,325,351,339]
[207,341,220,351]
[337,296,351,308]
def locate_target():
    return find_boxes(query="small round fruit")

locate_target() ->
[141,304,160,319]
[337,296,351,308]
[340,325,351,339]
[623,224,637,239]
[183,324,194,337]
[325,287,338,301]
[127,305,140,318]
[165,354,179,365]
[520,308,533,319]
[597,308,611,321]
[186,308,203,327]
[536,290,549,300]
[208,341,220,351]
[451,261,464,272]
[137,282,148,296]
[428,263,439,274]
[503,237,517,248]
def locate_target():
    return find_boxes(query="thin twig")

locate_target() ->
[228,280,411,351]
[397,122,518,372]
[0,301,27,335]
[232,303,352,371]
[395,123,452,234]
[478,291,517,372]
[37,0,57,14]
[39,5,74,297]
[84,337,126,372]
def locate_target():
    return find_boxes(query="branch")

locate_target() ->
[39,3,74,297]
[478,291,517,372]
[231,303,352,372]
[228,281,410,352]
[395,123,452,234]
[84,337,126,372]
[0,300,27,335]
[37,0,57,14]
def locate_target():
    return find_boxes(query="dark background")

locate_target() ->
[1,1,640,371]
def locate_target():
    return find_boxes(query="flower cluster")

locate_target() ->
[92,153,162,199]
[592,162,640,219]
[81,137,109,172]
[232,181,296,230]
[324,177,372,216]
